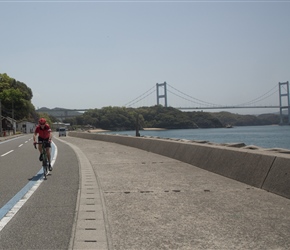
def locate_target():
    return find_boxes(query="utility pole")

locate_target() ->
[12,101,15,134]
[12,101,14,120]
[135,113,140,137]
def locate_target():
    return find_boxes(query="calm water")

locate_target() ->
[103,125,290,150]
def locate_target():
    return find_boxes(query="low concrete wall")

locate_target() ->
[69,131,290,199]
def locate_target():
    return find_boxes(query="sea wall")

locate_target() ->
[68,131,290,199]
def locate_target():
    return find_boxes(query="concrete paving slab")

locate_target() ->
[59,135,290,250]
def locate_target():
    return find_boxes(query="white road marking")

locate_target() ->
[19,144,23,147]
[0,142,58,232]
[0,179,43,231]
[1,150,14,157]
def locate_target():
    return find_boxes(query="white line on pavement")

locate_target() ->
[1,150,14,157]
[0,142,58,232]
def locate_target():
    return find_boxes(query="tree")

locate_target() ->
[0,73,37,121]
[37,113,53,126]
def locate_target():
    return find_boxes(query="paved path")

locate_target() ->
[60,136,290,250]
[0,134,79,250]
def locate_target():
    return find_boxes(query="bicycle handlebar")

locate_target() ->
[33,141,51,149]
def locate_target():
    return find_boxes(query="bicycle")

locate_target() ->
[34,141,50,180]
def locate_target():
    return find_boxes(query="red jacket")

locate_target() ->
[34,124,51,139]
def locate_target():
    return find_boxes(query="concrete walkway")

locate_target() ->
[61,136,290,250]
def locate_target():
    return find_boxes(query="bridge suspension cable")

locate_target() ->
[235,83,278,106]
[167,83,279,108]
[166,83,222,107]
[124,86,155,107]
[124,81,281,108]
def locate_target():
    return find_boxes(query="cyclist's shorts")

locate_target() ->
[38,137,51,148]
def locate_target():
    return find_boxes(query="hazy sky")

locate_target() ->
[1,0,290,114]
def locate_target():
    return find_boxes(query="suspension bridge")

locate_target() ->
[38,81,290,124]
[124,81,289,124]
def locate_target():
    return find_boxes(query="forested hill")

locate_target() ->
[211,111,281,126]
[62,106,283,131]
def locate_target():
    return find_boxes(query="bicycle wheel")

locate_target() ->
[43,166,47,179]
[43,153,48,179]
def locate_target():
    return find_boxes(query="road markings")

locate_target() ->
[19,144,23,147]
[0,142,58,232]
[0,177,43,231]
[1,150,14,157]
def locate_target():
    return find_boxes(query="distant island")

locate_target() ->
[36,107,83,118]
[36,105,286,131]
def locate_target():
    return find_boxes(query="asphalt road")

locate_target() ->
[0,134,79,249]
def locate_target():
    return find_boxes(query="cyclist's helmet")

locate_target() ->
[39,118,46,125]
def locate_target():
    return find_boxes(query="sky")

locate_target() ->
[1,0,290,115]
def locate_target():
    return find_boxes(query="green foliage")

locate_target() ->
[0,73,36,121]
[73,106,282,131]
[76,105,212,130]
[186,111,223,128]
[257,113,280,125]
[81,106,138,130]
[63,117,77,125]
[211,111,281,126]
[137,105,197,129]
[37,113,53,126]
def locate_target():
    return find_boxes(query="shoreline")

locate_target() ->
[88,128,167,133]
[87,129,110,133]
[142,128,167,131]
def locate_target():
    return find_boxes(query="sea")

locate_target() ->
[102,125,290,150]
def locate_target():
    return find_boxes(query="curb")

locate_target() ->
[55,137,110,250]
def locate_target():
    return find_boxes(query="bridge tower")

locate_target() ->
[279,81,290,125]
[156,82,168,107]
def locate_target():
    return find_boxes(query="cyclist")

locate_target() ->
[33,118,53,171]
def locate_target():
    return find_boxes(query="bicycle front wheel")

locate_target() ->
[43,153,48,179]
